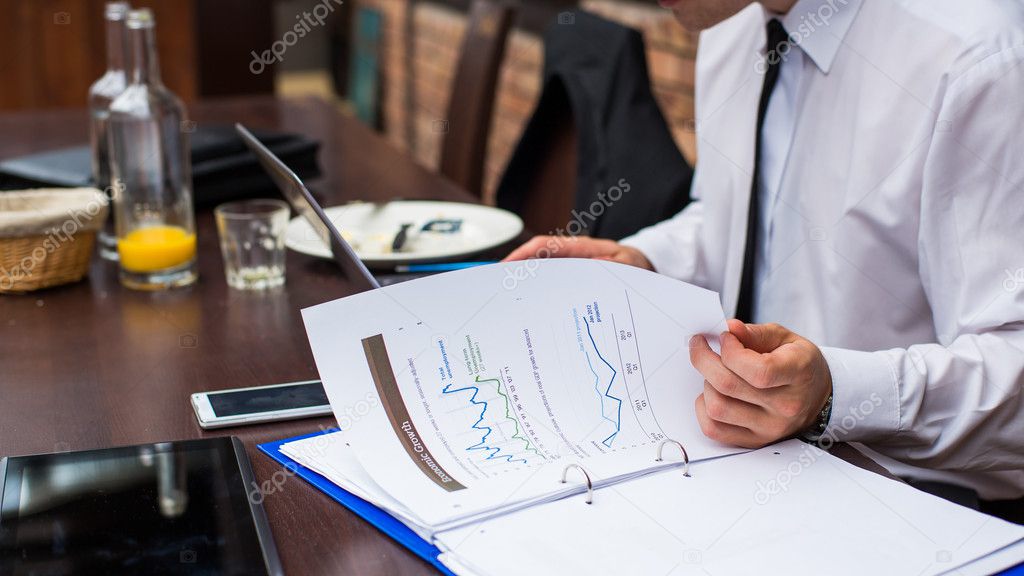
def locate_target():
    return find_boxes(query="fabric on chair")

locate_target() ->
[348,7,383,127]
[496,10,692,240]
[440,0,516,198]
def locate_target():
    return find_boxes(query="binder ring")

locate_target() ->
[655,439,691,477]
[560,463,594,504]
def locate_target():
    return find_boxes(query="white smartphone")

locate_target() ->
[190,379,332,429]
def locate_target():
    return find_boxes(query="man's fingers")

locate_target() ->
[575,238,622,258]
[695,394,765,449]
[720,331,783,389]
[728,319,791,353]
[502,236,555,262]
[612,246,654,270]
[688,335,730,382]
[689,335,766,401]
[502,236,624,262]
[596,250,651,270]
[702,381,768,428]
[710,341,769,402]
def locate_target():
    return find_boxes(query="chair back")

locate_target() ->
[511,82,578,236]
[438,0,516,198]
[348,7,384,126]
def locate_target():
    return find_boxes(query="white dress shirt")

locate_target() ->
[622,0,1024,498]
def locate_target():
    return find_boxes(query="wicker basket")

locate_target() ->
[0,188,109,293]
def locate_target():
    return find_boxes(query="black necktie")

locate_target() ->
[735,19,790,323]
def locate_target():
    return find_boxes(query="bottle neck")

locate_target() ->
[104,15,127,73]
[127,24,161,86]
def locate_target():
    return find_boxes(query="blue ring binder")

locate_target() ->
[259,429,1024,576]
[257,429,456,576]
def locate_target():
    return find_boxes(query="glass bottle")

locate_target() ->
[88,1,130,261]
[108,8,197,290]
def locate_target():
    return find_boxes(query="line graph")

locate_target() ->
[442,375,542,465]
[607,290,668,444]
[581,313,623,448]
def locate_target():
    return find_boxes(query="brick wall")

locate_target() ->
[353,0,697,203]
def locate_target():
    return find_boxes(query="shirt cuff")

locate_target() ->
[818,347,901,443]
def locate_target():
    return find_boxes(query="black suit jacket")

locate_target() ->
[496,10,693,240]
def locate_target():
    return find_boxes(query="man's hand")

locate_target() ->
[502,235,653,270]
[690,319,833,448]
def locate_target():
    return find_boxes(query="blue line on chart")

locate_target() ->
[442,380,529,464]
[584,317,622,447]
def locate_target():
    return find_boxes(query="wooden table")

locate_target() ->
[0,96,481,575]
[0,95,894,575]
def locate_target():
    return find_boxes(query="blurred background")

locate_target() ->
[0,0,697,204]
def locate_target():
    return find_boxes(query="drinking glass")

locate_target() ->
[214,199,289,290]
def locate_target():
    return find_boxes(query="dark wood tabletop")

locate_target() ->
[0,95,895,576]
[0,96,480,575]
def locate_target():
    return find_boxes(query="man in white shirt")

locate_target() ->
[506,0,1024,506]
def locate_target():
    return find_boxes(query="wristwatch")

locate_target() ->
[802,392,833,442]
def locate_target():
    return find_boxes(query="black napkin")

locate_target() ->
[0,125,321,208]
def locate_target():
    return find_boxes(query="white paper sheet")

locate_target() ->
[434,440,1024,576]
[301,259,744,529]
[940,540,1024,576]
[290,258,1023,574]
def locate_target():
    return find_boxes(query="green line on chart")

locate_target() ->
[480,375,545,459]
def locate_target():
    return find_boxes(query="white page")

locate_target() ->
[280,433,412,516]
[940,540,1024,576]
[437,552,483,576]
[434,440,1024,576]
[281,433,434,538]
[301,259,744,529]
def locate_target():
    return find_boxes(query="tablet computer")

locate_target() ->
[235,122,380,294]
[0,436,283,575]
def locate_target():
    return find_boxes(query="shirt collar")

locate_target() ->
[771,0,863,74]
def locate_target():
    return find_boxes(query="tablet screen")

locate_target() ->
[0,437,280,575]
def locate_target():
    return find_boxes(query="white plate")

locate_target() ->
[285,200,524,266]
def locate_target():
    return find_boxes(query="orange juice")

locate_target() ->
[118,225,196,273]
